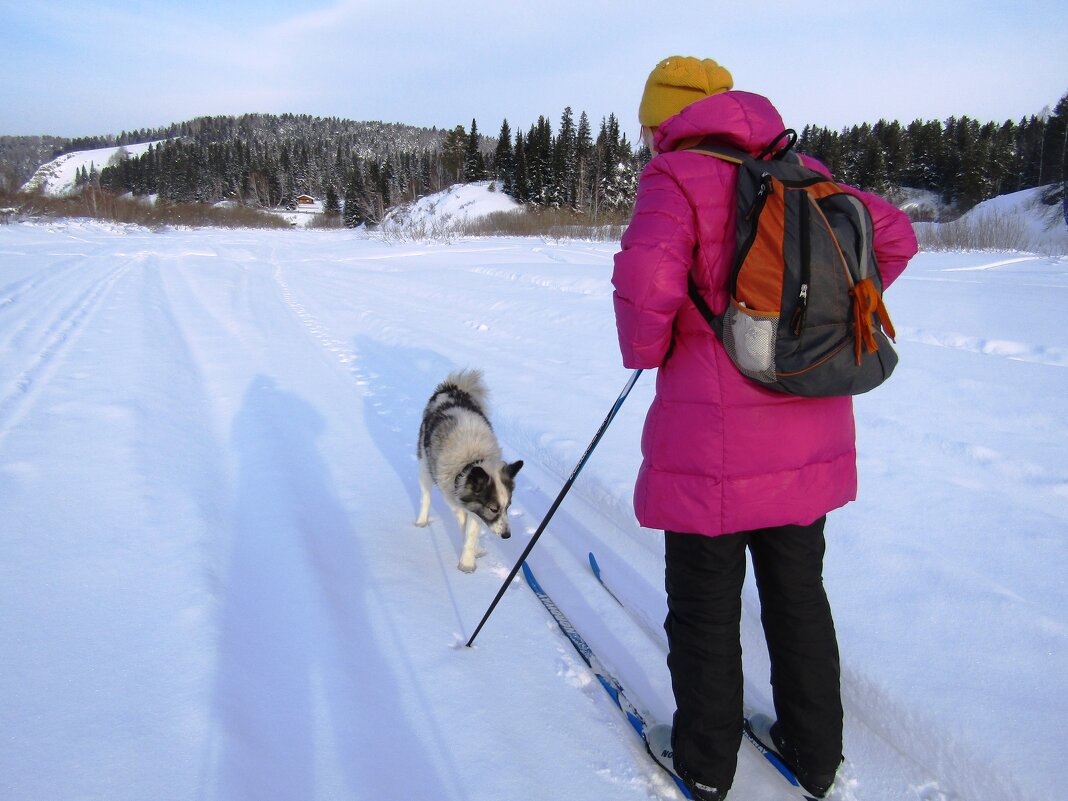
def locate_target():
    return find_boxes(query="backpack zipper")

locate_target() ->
[731,173,775,297]
[746,173,773,221]
[792,192,812,335]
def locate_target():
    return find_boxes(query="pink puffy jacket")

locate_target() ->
[612,91,918,537]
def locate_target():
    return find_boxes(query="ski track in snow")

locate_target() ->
[898,327,1067,368]
[0,256,129,441]
[942,255,1043,272]
[1,222,1063,801]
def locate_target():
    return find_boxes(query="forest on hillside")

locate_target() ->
[3,91,1066,227]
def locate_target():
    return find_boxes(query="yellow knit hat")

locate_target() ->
[638,56,734,127]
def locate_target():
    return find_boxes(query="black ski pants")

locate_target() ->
[664,517,843,793]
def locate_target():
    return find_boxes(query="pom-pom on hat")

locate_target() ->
[638,56,734,127]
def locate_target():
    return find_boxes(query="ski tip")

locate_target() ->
[588,551,601,577]
[521,561,548,596]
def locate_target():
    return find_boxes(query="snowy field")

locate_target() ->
[0,219,1065,801]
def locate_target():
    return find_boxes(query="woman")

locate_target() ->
[612,56,917,800]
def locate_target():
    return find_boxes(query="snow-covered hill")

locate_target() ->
[381,180,521,235]
[20,141,162,196]
[0,219,1064,801]
[959,185,1068,252]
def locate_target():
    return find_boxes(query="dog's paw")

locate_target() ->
[414,518,430,528]
[457,560,476,573]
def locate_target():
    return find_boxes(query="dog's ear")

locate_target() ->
[505,460,524,479]
[465,465,490,492]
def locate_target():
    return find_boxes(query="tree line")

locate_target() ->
[798,91,1067,217]
[9,91,1066,225]
[91,109,645,227]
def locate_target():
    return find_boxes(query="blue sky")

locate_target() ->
[2,0,1066,139]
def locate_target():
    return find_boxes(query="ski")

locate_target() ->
[587,552,821,801]
[519,561,694,799]
[588,552,666,645]
[588,550,624,606]
[742,718,819,801]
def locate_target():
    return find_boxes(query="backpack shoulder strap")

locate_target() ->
[682,129,798,165]
[684,141,750,165]
[687,274,720,328]
[679,141,748,330]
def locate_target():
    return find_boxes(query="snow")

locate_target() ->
[382,181,521,235]
[20,141,163,195]
[895,187,944,220]
[272,198,327,228]
[958,186,1068,253]
[0,211,1064,801]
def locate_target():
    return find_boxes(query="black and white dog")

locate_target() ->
[416,370,523,572]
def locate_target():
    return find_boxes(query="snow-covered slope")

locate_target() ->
[20,141,162,196]
[381,180,521,235]
[0,221,1064,801]
[959,185,1068,252]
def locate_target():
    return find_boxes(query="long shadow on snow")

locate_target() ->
[205,376,454,800]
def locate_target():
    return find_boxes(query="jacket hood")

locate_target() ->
[654,90,787,155]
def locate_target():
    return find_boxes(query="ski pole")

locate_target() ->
[466,368,643,648]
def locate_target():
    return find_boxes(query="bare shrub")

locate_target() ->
[1,186,18,223]
[9,189,290,230]
[915,210,1034,252]
[306,212,345,230]
[378,212,460,243]
[457,207,630,241]
[904,204,938,223]
[375,202,633,243]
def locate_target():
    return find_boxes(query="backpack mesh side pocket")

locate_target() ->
[720,301,778,383]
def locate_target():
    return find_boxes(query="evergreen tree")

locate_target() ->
[1041,92,1068,189]
[512,130,530,203]
[441,124,466,184]
[379,156,396,212]
[988,120,1019,196]
[463,118,487,182]
[552,107,578,208]
[953,116,991,209]
[873,119,908,188]
[902,119,943,190]
[343,161,368,228]
[419,149,433,195]
[1054,94,1068,223]
[524,116,553,205]
[575,111,594,212]
[595,114,627,215]
[1014,115,1045,189]
[493,119,514,193]
[324,184,341,217]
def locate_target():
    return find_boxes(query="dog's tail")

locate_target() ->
[440,368,489,407]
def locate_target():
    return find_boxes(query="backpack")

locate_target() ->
[686,129,897,397]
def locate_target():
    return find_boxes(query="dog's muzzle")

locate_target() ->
[489,515,511,539]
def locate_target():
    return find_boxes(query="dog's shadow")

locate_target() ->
[351,337,450,507]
